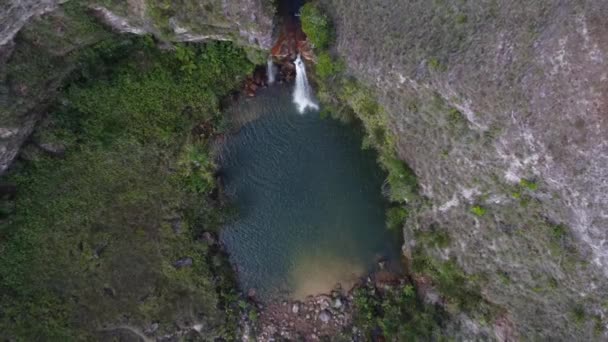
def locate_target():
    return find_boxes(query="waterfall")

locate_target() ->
[267,59,276,84]
[292,55,319,113]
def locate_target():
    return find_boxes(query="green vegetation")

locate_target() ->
[380,154,419,203]
[0,38,253,339]
[551,224,568,241]
[520,178,538,191]
[570,305,586,326]
[305,2,495,335]
[415,228,451,249]
[353,284,444,340]
[300,2,332,49]
[411,251,484,315]
[448,107,465,125]
[386,206,408,231]
[470,205,487,217]
[315,51,344,79]
[428,57,447,72]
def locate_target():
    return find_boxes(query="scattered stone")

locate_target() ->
[144,322,159,335]
[170,218,182,234]
[247,288,256,298]
[0,127,18,139]
[38,142,66,157]
[291,302,300,314]
[103,287,115,297]
[173,257,193,268]
[201,232,216,245]
[332,298,343,310]
[319,310,331,324]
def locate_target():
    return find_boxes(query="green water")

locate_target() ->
[220,85,400,301]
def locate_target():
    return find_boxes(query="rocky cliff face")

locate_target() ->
[319,0,607,339]
[0,0,273,174]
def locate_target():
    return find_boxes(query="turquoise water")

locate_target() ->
[220,85,400,300]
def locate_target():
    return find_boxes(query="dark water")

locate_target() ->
[220,85,400,301]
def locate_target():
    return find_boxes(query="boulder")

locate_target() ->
[318,310,331,324]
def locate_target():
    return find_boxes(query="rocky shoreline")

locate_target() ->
[239,263,403,341]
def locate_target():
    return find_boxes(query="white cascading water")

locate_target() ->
[292,55,319,113]
[267,58,276,84]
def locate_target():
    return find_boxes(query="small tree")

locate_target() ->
[300,3,331,49]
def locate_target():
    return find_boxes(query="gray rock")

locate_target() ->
[144,322,159,335]
[170,218,182,234]
[173,257,193,268]
[332,298,343,310]
[291,302,300,314]
[318,310,331,324]
[201,232,216,245]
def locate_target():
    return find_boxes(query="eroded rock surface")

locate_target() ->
[320,0,608,339]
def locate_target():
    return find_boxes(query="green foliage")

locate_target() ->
[520,178,538,191]
[428,57,447,72]
[470,205,487,217]
[386,206,408,231]
[353,284,444,340]
[570,305,586,326]
[551,224,568,241]
[300,3,332,49]
[380,153,418,203]
[177,143,217,194]
[0,39,252,339]
[412,252,483,314]
[315,52,343,79]
[415,228,451,249]
[448,107,465,125]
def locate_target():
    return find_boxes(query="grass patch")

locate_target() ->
[415,228,451,249]
[315,51,344,79]
[470,205,487,217]
[519,178,538,191]
[0,38,253,339]
[386,206,408,231]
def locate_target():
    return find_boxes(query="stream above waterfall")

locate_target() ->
[219,85,401,301]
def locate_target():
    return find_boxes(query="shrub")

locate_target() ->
[353,284,444,340]
[386,206,408,231]
[570,305,586,326]
[428,57,446,71]
[470,205,487,217]
[415,228,451,248]
[380,153,418,203]
[300,3,331,49]
[520,178,538,191]
[315,51,343,79]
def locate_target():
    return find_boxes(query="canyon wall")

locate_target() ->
[0,0,273,174]
[319,0,608,339]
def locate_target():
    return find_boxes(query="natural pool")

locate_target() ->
[220,85,400,301]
